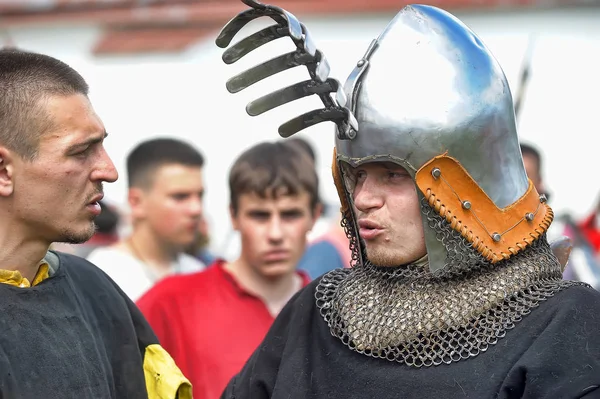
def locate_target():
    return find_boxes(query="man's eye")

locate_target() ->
[248,212,270,221]
[282,210,303,220]
[388,171,408,179]
[73,147,91,157]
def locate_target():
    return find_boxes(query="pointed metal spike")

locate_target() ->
[279,10,303,41]
[225,50,316,94]
[300,26,317,57]
[246,78,339,116]
[336,109,359,140]
[216,9,260,49]
[278,108,348,138]
[215,8,286,49]
[315,56,330,83]
[222,25,287,65]
[242,0,267,8]
[335,86,347,107]
[346,108,359,131]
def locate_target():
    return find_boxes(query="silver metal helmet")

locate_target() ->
[337,4,525,199]
[334,4,550,272]
[216,1,552,274]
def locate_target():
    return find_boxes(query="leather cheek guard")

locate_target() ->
[415,154,553,263]
[332,148,351,214]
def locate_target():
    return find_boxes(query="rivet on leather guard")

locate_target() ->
[415,154,553,263]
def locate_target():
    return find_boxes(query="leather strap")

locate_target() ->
[332,148,351,214]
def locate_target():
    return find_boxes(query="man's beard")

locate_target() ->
[57,184,104,244]
[364,246,403,267]
[57,222,97,245]
[364,242,427,267]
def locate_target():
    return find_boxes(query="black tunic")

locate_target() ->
[222,278,600,399]
[0,251,166,398]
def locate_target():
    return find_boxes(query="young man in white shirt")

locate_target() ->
[88,138,206,301]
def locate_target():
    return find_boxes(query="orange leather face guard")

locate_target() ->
[332,148,351,215]
[415,154,552,263]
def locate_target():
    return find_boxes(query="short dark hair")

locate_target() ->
[126,138,205,189]
[286,137,316,163]
[0,48,89,160]
[229,141,320,215]
[520,142,542,174]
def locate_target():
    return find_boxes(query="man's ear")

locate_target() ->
[312,202,324,220]
[308,202,323,231]
[229,204,239,231]
[128,187,146,220]
[0,147,15,197]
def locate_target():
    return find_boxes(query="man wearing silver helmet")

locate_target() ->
[216,2,600,397]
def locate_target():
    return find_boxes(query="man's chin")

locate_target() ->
[259,262,294,279]
[366,250,427,267]
[55,225,96,245]
[365,248,404,267]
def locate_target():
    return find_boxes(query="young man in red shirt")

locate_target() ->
[136,140,320,398]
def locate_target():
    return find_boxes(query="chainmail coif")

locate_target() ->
[315,201,587,367]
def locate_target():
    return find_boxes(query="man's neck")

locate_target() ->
[0,220,49,282]
[225,259,302,317]
[123,226,179,271]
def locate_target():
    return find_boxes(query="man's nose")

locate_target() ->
[353,176,384,212]
[92,149,118,183]
[267,217,284,242]
[189,196,203,217]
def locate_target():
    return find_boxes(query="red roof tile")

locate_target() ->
[92,25,215,54]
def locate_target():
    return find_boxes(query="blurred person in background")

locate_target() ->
[0,48,190,398]
[136,140,317,398]
[520,142,550,201]
[87,138,206,301]
[186,214,218,266]
[574,198,600,256]
[521,142,600,288]
[287,137,352,279]
[558,196,600,289]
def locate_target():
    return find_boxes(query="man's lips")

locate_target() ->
[358,219,385,240]
[86,193,104,216]
[358,219,384,230]
[88,193,104,205]
[263,250,290,262]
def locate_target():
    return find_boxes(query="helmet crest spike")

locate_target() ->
[215,0,358,140]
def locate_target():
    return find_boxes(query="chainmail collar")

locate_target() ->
[316,236,586,367]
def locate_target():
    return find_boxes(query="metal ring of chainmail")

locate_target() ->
[315,199,588,367]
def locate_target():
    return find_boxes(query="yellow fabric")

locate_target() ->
[143,344,192,399]
[31,263,50,286]
[0,262,50,288]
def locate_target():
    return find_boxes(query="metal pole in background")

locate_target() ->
[514,34,536,124]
